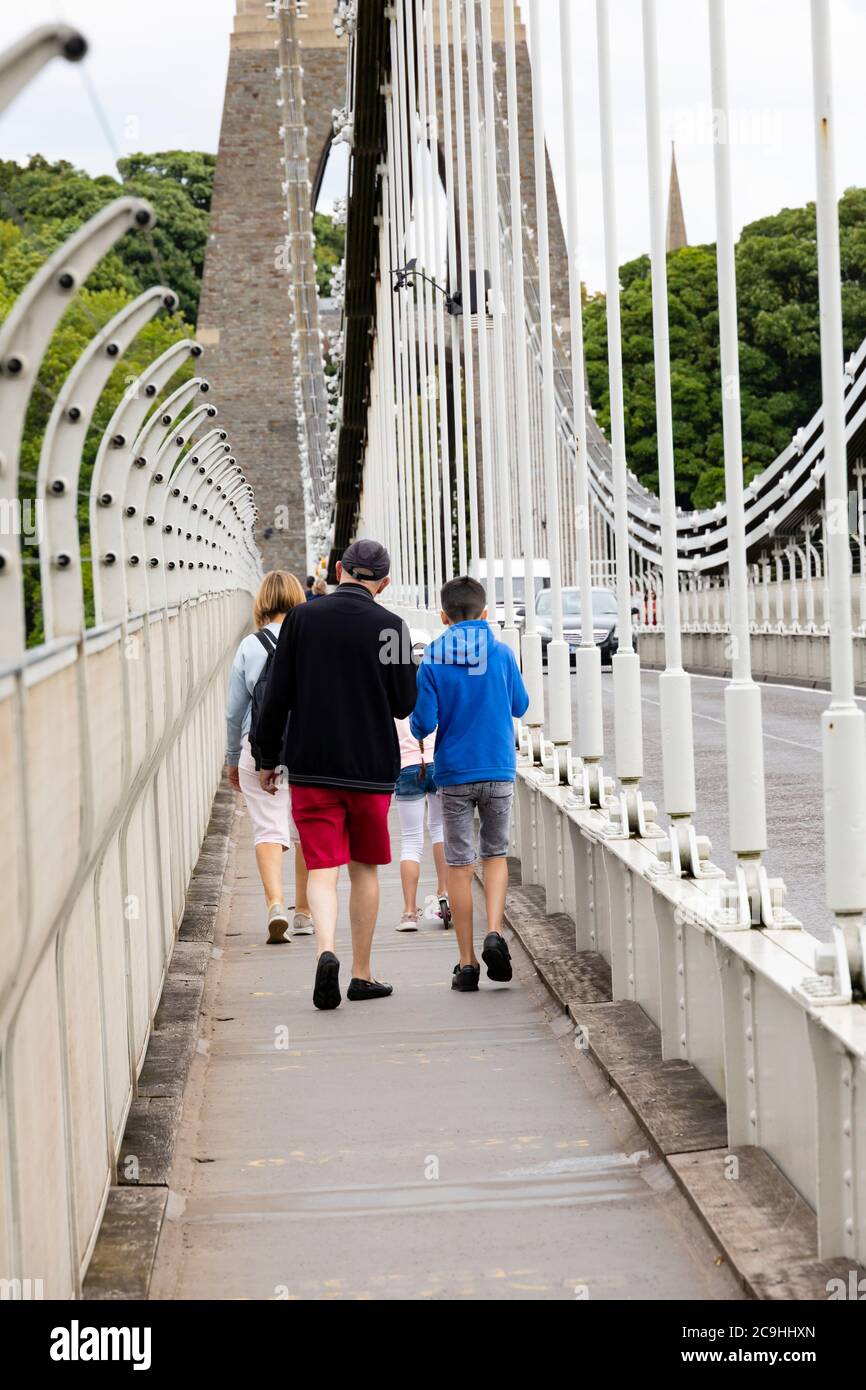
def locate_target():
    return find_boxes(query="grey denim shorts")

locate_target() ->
[440,781,514,867]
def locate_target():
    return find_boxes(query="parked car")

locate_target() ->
[535,586,639,668]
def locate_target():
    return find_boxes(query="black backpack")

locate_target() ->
[248,629,289,771]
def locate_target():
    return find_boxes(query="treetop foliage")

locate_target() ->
[583,187,866,508]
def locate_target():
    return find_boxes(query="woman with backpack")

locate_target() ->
[225,570,311,943]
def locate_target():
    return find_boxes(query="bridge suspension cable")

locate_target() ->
[327,0,866,1268]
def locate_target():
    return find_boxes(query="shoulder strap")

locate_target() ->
[254,629,277,654]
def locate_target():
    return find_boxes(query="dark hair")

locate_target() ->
[305,575,315,587]
[441,575,486,622]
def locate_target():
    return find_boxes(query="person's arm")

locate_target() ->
[225,645,251,771]
[509,650,530,719]
[409,662,438,741]
[257,614,296,773]
[385,618,418,719]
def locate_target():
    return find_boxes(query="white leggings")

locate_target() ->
[396,791,444,864]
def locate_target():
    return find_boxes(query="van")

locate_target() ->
[474,558,551,627]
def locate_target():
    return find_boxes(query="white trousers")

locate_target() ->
[238,736,293,849]
[396,791,444,863]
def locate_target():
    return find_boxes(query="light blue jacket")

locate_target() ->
[224,621,281,766]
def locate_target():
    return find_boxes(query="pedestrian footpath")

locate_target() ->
[150,799,742,1301]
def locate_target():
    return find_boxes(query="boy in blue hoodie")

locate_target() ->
[410,576,529,991]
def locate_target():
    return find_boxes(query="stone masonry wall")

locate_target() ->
[197,4,345,577]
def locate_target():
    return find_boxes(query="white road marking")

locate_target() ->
[639,695,821,754]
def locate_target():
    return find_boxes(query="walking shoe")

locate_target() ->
[292,911,314,936]
[313,951,341,1010]
[481,931,512,982]
[346,978,393,1001]
[422,893,443,922]
[266,903,290,944]
[451,963,480,992]
[397,910,420,932]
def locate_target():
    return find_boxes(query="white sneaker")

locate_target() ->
[422,893,443,923]
[267,903,290,943]
[292,912,314,936]
[397,910,420,932]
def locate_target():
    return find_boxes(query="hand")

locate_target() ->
[227,764,241,791]
[259,768,280,796]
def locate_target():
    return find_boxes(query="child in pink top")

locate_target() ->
[393,717,449,930]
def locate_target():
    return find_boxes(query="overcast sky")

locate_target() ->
[1,1,864,291]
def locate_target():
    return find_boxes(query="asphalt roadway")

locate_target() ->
[585,667,844,943]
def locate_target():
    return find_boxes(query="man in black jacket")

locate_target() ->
[258,539,417,1010]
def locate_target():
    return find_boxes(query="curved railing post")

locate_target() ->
[129,404,217,613]
[0,23,86,115]
[37,286,178,640]
[140,412,223,609]
[118,379,211,613]
[167,450,239,601]
[161,436,234,601]
[91,340,204,625]
[0,197,155,658]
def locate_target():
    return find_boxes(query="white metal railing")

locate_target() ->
[341,0,866,1265]
[0,26,261,1295]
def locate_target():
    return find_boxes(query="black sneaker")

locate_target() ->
[313,951,341,1010]
[482,932,512,982]
[451,963,481,992]
[347,978,393,1001]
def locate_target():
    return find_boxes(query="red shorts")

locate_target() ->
[290,785,392,870]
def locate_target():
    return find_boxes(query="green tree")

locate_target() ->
[0,153,210,642]
[0,152,215,320]
[583,187,866,508]
[313,211,345,296]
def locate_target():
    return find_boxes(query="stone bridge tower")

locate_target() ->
[198,1,567,574]
[197,0,344,575]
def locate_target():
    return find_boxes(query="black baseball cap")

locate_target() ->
[341,538,391,581]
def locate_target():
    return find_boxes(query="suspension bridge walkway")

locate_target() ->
[1,0,865,1314]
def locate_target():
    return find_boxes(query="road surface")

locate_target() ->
[570,668,843,942]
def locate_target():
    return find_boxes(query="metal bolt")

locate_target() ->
[63,32,87,60]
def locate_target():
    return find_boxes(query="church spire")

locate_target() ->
[665,141,688,252]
